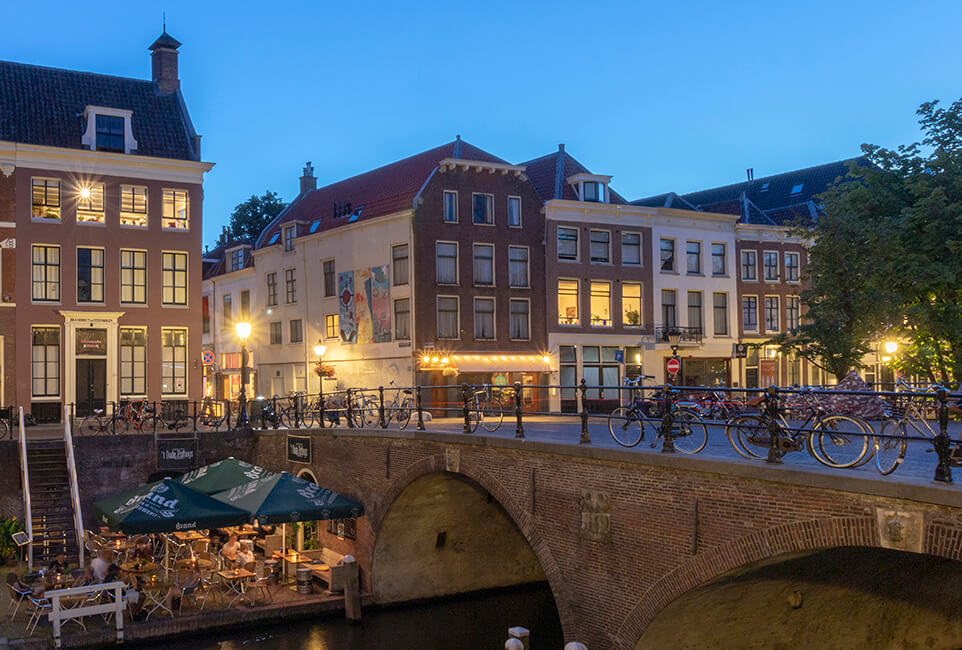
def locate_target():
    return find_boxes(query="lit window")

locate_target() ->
[161,328,188,395]
[32,327,60,397]
[32,178,61,220]
[77,183,105,223]
[120,328,147,395]
[622,283,642,327]
[162,189,189,229]
[558,279,579,325]
[325,314,338,339]
[162,252,188,306]
[120,185,148,227]
[590,282,611,327]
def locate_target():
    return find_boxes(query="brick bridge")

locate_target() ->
[250,428,962,649]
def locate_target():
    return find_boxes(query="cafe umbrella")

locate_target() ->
[176,457,276,495]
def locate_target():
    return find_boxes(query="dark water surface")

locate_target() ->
[139,583,563,650]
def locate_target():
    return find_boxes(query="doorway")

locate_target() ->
[75,358,107,416]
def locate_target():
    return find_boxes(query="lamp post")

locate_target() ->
[235,321,251,427]
[313,342,326,424]
[667,329,681,384]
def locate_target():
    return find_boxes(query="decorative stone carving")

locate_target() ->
[580,490,610,543]
[0,161,14,177]
[444,447,460,473]
[876,507,923,553]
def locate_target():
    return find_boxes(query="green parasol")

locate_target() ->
[212,472,364,524]
[176,457,275,495]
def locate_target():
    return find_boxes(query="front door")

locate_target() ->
[76,359,106,416]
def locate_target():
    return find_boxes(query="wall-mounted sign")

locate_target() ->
[76,328,107,355]
[732,343,748,359]
[202,350,215,366]
[287,434,312,464]
[614,350,625,363]
[156,438,198,471]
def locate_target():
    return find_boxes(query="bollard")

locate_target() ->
[507,626,530,650]
[462,383,472,434]
[378,386,386,428]
[318,378,326,428]
[191,399,198,432]
[514,381,525,439]
[346,388,355,429]
[416,385,426,431]
[294,393,302,429]
[579,378,591,444]
[933,388,953,483]
[764,386,783,464]
[564,643,588,650]
[343,556,361,623]
[660,385,676,453]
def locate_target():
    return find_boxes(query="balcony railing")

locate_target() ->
[655,326,703,345]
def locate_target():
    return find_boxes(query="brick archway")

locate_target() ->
[369,453,575,640]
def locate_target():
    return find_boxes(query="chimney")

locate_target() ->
[746,168,754,183]
[149,30,182,94]
[300,162,316,195]
[558,143,565,153]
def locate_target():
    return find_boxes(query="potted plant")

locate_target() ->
[0,517,24,565]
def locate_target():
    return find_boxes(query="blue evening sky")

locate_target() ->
[4,1,960,245]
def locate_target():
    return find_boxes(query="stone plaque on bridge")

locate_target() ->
[876,507,923,553]
[287,434,312,464]
[444,447,460,473]
[580,490,610,543]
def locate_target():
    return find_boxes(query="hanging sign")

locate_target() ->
[287,434,312,464]
[156,439,198,471]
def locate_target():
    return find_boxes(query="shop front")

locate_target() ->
[675,357,731,387]
[417,353,552,415]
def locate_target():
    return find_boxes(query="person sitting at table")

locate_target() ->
[131,538,153,562]
[165,565,201,611]
[47,552,67,576]
[220,534,240,568]
[72,565,95,587]
[126,575,147,622]
[104,563,123,584]
[91,549,110,583]
[237,543,254,569]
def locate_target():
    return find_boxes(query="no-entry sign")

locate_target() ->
[666,357,681,376]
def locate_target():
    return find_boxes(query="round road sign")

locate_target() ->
[202,349,215,366]
[666,358,681,375]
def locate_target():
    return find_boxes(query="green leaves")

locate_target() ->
[229,191,287,242]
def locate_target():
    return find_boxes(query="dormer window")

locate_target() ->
[567,173,612,204]
[229,248,246,272]
[284,224,296,251]
[790,183,804,195]
[582,181,604,202]
[81,106,138,154]
[96,115,125,152]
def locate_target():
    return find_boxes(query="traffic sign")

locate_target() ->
[614,350,625,363]
[666,357,681,376]
[202,349,215,366]
[732,343,748,359]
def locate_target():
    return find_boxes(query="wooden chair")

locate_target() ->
[191,539,209,555]
[6,573,32,619]
[246,564,273,605]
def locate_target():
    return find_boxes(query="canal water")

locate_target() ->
[144,583,563,649]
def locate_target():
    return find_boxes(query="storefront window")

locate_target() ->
[560,345,577,406]
[582,346,619,401]
[745,347,759,389]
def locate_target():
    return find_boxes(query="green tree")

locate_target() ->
[228,191,286,242]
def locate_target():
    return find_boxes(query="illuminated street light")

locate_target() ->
[235,321,251,427]
[884,341,899,355]
[313,343,327,358]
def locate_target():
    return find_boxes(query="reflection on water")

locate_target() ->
[144,583,562,650]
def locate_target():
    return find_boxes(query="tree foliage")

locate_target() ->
[229,191,286,242]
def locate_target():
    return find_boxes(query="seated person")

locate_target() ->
[220,534,240,568]
[130,539,153,562]
[104,563,122,584]
[72,565,95,587]
[254,523,276,536]
[236,544,255,569]
[165,565,201,611]
[126,575,146,621]
[91,550,110,583]
[47,552,67,576]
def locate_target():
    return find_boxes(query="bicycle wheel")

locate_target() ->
[608,407,644,447]
[814,414,870,468]
[107,415,127,435]
[142,416,160,435]
[726,414,769,459]
[79,416,99,436]
[479,397,503,432]
[670,409,708,454]
[396,403,412,430]
[875,418,907,475]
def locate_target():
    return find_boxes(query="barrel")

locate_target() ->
[296,566,312,594]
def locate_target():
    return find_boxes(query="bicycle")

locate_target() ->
[197,397,229,431]
[78,408,115,435]
[608,377,708,453]
[280,392,316,429]
[110,398,152,434]
[874,378,951,475]
[145,403,190,433]
[725,386,871,468]
[384,381,416,429]
[349,390,380,428]
[466,384,503,433]
[677,389,747,421]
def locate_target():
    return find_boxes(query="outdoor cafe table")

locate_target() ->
[218,568,255,607]
[224,525,258,538]
[119,561,158,575]
[272,551,311,584]
[175,558,212,571]
[172,530,209,542]
[141,579,174,620]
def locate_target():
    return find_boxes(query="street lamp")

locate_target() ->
[235,321,251,427]
[313,342,326,424]
[666,329,682,356]
[884,341,899,355]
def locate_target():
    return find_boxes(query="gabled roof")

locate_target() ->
[203,237,254,280]
[631,192,699,211]
[0,59,198,160]
[519,145,628,205]
[255,138,505,248]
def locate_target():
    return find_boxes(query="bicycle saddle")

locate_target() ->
[93,409,104,415]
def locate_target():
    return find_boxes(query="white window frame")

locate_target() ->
[622,282,643,328]
[160,327,188,396]
[120,184,148,228]
[785,251,800,283]
[557,278,580,326]
[764,295,780,332]
[31,244,61,303]
[763,250,780,282]
[507,195,522,228]
[31,177,62,222]
[161,250,189,307]
[436,295,460,340]
[76,246,105,304]
[742,295,759,332]
[443,190,459,223]
[76,182,106,225]
[435,240,459,286]
[589,281,612,327]
[786,295,801,331]
[120,248,147,305]
[161,188,190,231]
[31,325,61,399]
[119,327,147,397]
[741,250,758,281]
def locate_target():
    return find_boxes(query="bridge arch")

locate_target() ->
[615,514,962,649]
[369,453,574,639]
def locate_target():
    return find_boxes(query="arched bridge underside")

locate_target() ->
[253,428,962,649]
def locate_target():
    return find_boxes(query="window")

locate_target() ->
[508,246,529,288]
[283,225,296,251]
[510,299,529,340]
[660,239,675,271]
[686,241,701,274]
[290,319,303,343]
[590,230,610,263]
[788,352,802,385]
[222,294,232,329]
[746,347,760,389]
[161,189,189,230]
[119,328,146,395]
[742,296,758,331]
[202,296,209,334]
[437,297,459,339]
[95,114,124,152]
[323,260,336,297]
[741,250,757,281]
[711,243,726,276]
[765,296,779,332]
[557,226,579,261]
[240,290,250,320]
[120,185,148,226]
[31,327,60,397]
[120,250,146,304]
[582,181,604,202]
[473,244,494,286]
[790,183,804,195]
[472,193,494,224]
[77,183,105,223]
[558,280,579,325]
[763,251,779,281]
[661,290,677,328]
[266,273,277,307]
[270,321,282,345]
[622,232,641,265]
[436,242,458,284]
[688,292,703,333]
[32,178,61,220]
[161,328,187,395]
[785,252,800,282]
[285,268,296,303]
[392,244,409,286]
[31,245,60,302]
[474,298,495,339]
[582,346,620,399]
[394,298,410,340]
[443,191,458,223]
[560,345,578,404]
[325,314,338,339]
[713,293,728,336]
[622,283,642,327]
[590,281,612,326]
[229,249,244,272]
[786,296,800,331]
[161,252,188,306]
[76,247,104,303]
[507,196,521,227]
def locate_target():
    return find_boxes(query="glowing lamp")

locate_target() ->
[313,344,327,358]
[634,353,641,364]
[884,341,898,355]
[422,356,430,364]
[440,357,449,365]
[235,321,251,340]
[79,187,91,200]
[431,356,439,364]
[542,355,551,364]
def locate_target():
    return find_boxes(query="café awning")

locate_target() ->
[212,472,364,524]
[176,457,275,495]
[446,354,552,373]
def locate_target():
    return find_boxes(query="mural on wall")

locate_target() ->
[338,271,357,344]
[339,265,392,344]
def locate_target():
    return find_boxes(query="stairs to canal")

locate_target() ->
[25,440,79,568]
